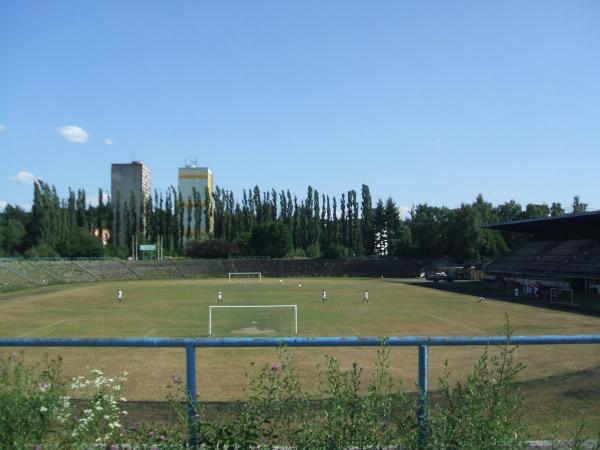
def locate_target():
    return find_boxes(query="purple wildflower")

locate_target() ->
[34,445,42,450]
[271,363,281,371]
[110,445,119,450]
[159,435,167,441]
[148,431,155,437]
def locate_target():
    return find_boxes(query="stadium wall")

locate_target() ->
[0,257,431,291]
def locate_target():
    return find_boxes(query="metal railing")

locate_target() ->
[2,334,600,448]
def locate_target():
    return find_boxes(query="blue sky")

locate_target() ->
[1,1,599,213]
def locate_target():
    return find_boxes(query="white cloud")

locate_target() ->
[56,125,89,143]
[0,200,7,210]
[492,192,525,198]
[87,191,109,208]
[20,203,31,212]
[104,138,113,145]
[8,171,39,184]
[399,205,411,219]
[0,124,6,134]
[424,138,442,148]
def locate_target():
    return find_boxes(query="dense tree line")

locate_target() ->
[0,180,589,263]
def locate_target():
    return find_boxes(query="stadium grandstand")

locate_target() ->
[484,210,600,308]
[0,256,434,293]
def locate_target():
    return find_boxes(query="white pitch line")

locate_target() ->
[144,329,156,337]
[424,314,482,333]
[347,326,360,336]
[19,319,66,337]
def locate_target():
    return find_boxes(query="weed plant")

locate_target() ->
[1,324,597,449]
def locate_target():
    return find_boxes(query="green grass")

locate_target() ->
[1,277,600,437]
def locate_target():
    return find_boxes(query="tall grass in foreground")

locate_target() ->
[1,330,598,449]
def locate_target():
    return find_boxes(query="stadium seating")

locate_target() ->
[125,260,184,279]
[485,241,556,273]
[43,260,97,283]
[0,257,435,291]
[174,259,230,278]
[0,263,35,291]
[556,242,600,276]
[76,260,139,281]
[11,260,62,286]
[522,240,593,273]
[486,239,600,278]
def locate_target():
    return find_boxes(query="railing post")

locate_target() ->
[186,345,198,449]
[418,343,428,449]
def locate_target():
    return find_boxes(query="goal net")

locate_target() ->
[550,288,577,306]
[228,272,262,283]
[209,305,297,336]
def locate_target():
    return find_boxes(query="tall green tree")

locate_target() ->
[550,202,565,217]
[373,199,386,255]
[361,184,374,255]
[572,196,588,213]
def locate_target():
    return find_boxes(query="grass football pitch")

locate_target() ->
[1,277,600,436]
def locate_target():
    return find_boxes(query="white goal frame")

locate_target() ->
[208,305,298,336]
[228,272,262,283]
[550,287,577,306]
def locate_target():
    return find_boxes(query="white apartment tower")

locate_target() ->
[111,161,151,244]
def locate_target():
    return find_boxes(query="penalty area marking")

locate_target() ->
[144,329,156,337]
[423,314,482,333]
[19,319,66,337]
[347,326,360,336]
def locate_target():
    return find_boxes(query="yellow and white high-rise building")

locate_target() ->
[178,165,214,239]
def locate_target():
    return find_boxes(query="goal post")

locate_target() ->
[228,272,262,283]
[550,287,577,306]
[209,305,298,336]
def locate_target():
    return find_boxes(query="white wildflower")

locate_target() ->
[40,406,48,413]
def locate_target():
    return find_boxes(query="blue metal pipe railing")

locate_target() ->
[2,334,600,448]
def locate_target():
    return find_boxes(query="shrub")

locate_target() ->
[53,368,130,447]
[426,323,527,449]
[0,325,560,448]
[322,243,351,259]
[186,239,237,259]
[0,352,65,449]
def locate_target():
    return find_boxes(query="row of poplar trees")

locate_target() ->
[0,180,589,262]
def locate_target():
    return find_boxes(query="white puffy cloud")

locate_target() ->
[399,206,411,218]
[0,200,7,210]
[8,171,38,184]
[424,138,442,148]
[56,125,89,143]
[492,192,525,198]
[104,138,113,145]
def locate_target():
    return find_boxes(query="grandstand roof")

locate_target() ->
[483,210,600,239]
